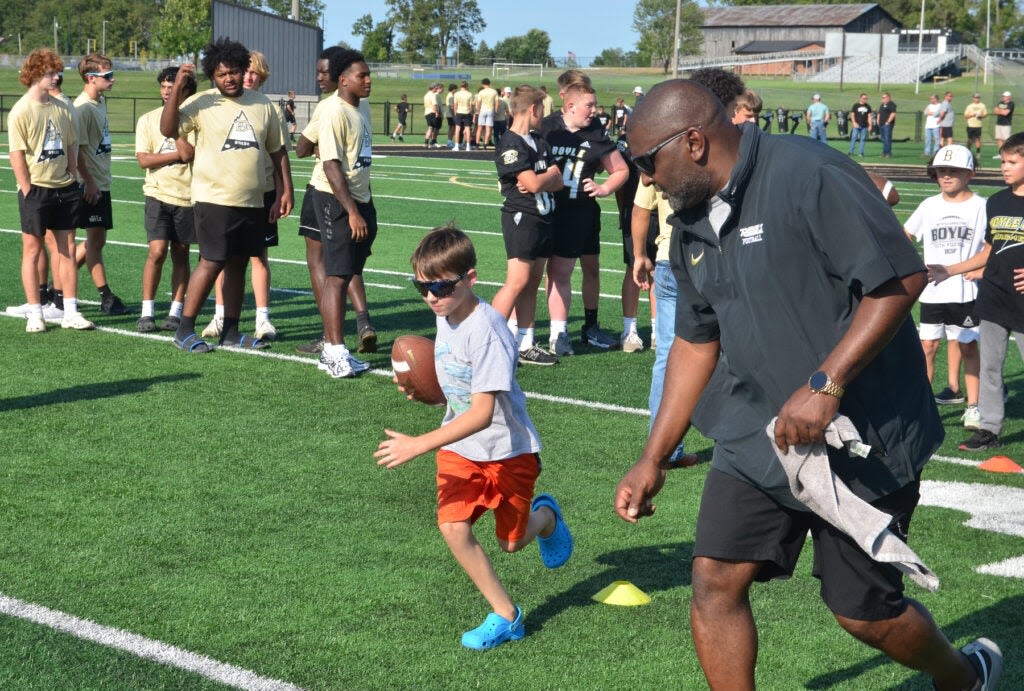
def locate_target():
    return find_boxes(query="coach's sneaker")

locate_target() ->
[201,315,223,339]
[254,318,278,341]
[318,350,356,378]
[61,312,95,330]
[935,386,966,405]
[136,316,157,333]
[519,344,558,366]
[962,637,1002,690]
[348,353,371,374]
[962,405,981,430]
[296,336,325,355]
[621,331,644,353]
[959,429,1000,451]
[25,314,46,333]
[42,302,65,320]
[582,323,619,349]
[6,302,33,317]
[357,324,378,353]
[99,293,128,316]
[549,332,574,357]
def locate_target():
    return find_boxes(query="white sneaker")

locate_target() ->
[42,302,65,320]
[61,312,95,330]
[549,332,574,357]
[464,144,471,151]
[621,331,644,353]
[347,353,371,373]
[26,314,46,333]
[318,350,355,378]
[6,302,33,317]
[962,405,981,430]
[254,318,277,341]
[201,315,223,339]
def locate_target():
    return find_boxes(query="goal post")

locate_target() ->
[491,62,545,80]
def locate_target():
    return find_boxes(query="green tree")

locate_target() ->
[592,47,627,67]
[385,0,485,65]
[264,0,325,25]
[633,0,703,67]
[492,29,552,65]
[352,13,396,62]
[155,0,209,62]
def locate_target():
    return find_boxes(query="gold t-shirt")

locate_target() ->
[964,103,988,129]
[423,89,438,116]
[454,89,474,115]
[313,96,372,203]
[7,94,78,189]
[477,86,498,113]
[633,182,674,262]
[135,106,193,207]
[178,88,284,208]
[73,92,113,191]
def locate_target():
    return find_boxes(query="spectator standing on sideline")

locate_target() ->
[878,91,896,158]
[616,78,1002,691]
[391,93,409,141]
[923,94,942,157]
[806,93,830,143]
[74,53,128,316]
[847,92,871,157]
[445,84,457,149]
[474,78,499,149]
[493,87,510,143]
[422,82,441,149]
[452,80,474,151]
[612,98,630,137]
[539,85,553,117]
[284,90,297,142]
[963,93,988,160]
[994,91,1014,154]
[159,37,292,353]
[134,66,197,334]
[905,145,987,430]
[633,85,644,108]
[939,91,955,145]
[7,48,94,332]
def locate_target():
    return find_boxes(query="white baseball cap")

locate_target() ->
[930,145,976,174]
[634,86,643,94]
[1003,91,1012,97]
[504,86,512,93]
[812,93,821,100]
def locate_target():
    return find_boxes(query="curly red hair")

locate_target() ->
[20,48,64,87]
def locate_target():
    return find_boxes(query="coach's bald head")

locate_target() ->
[628,79,741,211]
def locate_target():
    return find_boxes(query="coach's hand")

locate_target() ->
[350,210,368,241]
[773,385,840,453]
[614,459,665,524]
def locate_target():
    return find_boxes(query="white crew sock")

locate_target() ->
[214,303,225,318]
[141,300,155,318]
[623,317,637,335]
[169,301,183,318]
[256,307,270,322]
[65,298,79,315]
[518,327,534,350]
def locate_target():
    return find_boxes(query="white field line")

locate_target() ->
[0,592,303,691]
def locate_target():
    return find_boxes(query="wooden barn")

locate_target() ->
[700,4,902,59]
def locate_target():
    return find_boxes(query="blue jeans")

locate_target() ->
[848,126,868,155]
[924,128,939,156]
[880,123,893,155]
[809,121,827,143]
[649,261,687,460]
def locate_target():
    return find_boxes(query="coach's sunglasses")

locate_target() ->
[411,273,467,298]
[85,70,115,81]
[632,125,702,177]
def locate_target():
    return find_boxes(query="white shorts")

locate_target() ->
[996,124,1012,141]
[477,110,495,127]
[919,322,980,343]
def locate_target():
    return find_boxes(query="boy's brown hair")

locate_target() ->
[509,85,544,115]
[1000,132,1024,158]
[734,88,762,117]
[411,224,477,280]
[20,48,63,87]
[78,53,113,82]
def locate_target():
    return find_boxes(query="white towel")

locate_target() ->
[766,415,939,591]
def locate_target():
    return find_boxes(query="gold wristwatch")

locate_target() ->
[808,370,844,398]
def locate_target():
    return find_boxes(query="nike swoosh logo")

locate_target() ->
[690,250,705,266]
[265,235,276,243]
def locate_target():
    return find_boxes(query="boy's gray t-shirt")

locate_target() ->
[436,298,541,461]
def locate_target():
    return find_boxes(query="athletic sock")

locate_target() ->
[584,308,598,328]
[214,304,225,319]
[256,306,270,322]
[519,327,534,350]
[38,284,49,305]
[141,300,156,318]
[507,318,518,335]
[169,301,183,318]
[64,297,78,315]
[550,320,567,338]
[221,317,241,343]
[623,317,637,335]
[356,310,371,333]
[98,284,112,299]
[177,316,197,340]
[52,290,64,311]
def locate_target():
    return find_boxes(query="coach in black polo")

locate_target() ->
[614,80,1001,689]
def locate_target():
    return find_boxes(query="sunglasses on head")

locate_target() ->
[86,70,115,80]
[411,273,466,298]
[632,125,701,177]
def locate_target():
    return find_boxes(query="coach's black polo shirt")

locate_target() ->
[671,124,943,509]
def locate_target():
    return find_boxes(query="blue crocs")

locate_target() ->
[533,493,573,568]
[460,606,525,650]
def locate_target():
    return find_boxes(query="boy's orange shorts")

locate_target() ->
[436,449,541,543]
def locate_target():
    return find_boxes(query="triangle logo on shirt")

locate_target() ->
[38,118,65,162]
[221,111,260,152]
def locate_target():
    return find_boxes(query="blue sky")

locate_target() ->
[320,0,641,61]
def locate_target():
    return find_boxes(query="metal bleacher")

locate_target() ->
[806,50,962,84]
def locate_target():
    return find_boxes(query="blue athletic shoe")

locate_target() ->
[532,494,573,568]
[460,606,524,650]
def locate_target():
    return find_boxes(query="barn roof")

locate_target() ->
[702,4,883,28]
[734,40,824,54]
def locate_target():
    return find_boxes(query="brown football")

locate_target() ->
[867,172,900,206]
[391,335,445,405]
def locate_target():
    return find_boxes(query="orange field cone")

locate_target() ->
[592,580,651,606]
[978,455,1024,473]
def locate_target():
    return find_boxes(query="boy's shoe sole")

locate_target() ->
[532,494,573,568]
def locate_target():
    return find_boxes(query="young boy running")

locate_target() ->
[492,85,563,366]
[376,225,572,650]
[905,145,987,429]
[932,132,1024,450]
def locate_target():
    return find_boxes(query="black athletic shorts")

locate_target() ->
[695,468,919,621]
[425,113,440,130]
[940,126,954,139]
[193,202,264,262]
[78,189,114,230]
[919,301,978,329]
[622,215,658,266]
[966,126,982,141]
[298,186,321,241]
[552,202,601,258]
[502,209,552,261]
[18,183,80,236]
[455,113,473,128]
[313,189,377,277]
[262,189,279,248]
[144,196,195,244]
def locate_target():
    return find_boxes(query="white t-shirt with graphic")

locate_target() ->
[906,192,988,303]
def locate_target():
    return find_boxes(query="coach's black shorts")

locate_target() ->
[262,189,279,248]
[502,210,552,261]
[193,202,264,262]
[552,201,601,258]
[313,189,377,277]
[920,301,978,329]
[18,183,80,236]
[695,468,919,621]
[298,186,321,241]
[78,189,113,230]
[144,196,195,244]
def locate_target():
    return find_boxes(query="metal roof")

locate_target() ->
[702,4,882,28]
[734,40,824,54]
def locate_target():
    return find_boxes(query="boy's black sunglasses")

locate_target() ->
[411,273,467,298]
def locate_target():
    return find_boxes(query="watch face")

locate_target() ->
[809,371,828,390]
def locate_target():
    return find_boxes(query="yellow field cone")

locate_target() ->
[592,580,651,606]
[979,455,1024,473]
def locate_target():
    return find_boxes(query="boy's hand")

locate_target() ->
[392,376,415,401]
[1014,268,1024,293]
[375,429,422,469]
[926,263,951,285]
